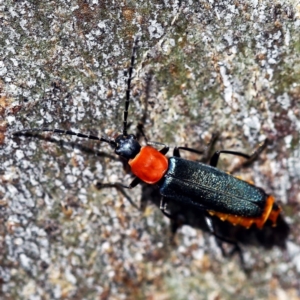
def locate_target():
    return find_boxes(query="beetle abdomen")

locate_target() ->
[159,157,280,228]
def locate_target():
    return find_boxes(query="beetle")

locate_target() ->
[13,37,282,245]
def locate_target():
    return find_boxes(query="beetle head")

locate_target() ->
[114,134,141,159]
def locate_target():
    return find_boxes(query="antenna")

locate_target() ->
[13,128,117,147]
[123,36,139,137]
[13,37,141,146]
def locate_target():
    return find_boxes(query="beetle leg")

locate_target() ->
[98,176,141,190]
[95,182,139,209]
[240,138,269,167]
[173,146,204,157]
[209,139,268,168]
[137,122,149,143]
[160,197,167,211]
[172,133,219,159]
[159,145,169,155]
[128,176,142,188]
[95,177,141,209]
[210,150,251,167]
[159,197,174,219]
[201,132,220,163]
[147,141,169,155]
[161,210,173,219]
[204,215,245,265]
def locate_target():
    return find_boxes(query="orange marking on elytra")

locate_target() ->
[208,195,280,229]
